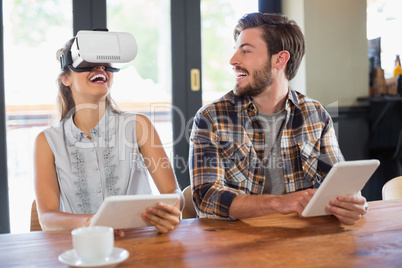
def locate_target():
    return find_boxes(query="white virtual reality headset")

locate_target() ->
[60,29,137,72]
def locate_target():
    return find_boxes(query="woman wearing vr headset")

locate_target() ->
[34,33,183,234]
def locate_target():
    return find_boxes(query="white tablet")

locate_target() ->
[90,194,180,229]
[301,159,380,217]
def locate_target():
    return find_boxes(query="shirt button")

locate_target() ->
[95,167,99,171]
[97,189,102,193]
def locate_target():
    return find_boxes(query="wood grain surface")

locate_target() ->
[0,199,401,267]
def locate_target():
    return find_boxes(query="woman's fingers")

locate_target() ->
[142,202,181,233]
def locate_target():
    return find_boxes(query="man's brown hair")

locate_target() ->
[234,12,305,81]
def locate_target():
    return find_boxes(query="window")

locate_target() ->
[107,0,172,193]
[367,0,402,78]
[201,0,258,104]
[3,0,73,233]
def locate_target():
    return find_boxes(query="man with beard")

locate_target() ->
[189,12,367,225]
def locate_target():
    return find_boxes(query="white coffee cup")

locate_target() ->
[71,226,114,263]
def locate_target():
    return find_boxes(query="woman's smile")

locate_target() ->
[89,71,108,85]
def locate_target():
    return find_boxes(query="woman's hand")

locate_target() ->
[142,202,181,233]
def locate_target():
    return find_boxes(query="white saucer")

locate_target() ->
[58,247,129,268]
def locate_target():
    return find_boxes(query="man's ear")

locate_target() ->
[272,50,290,70]
[60,73,72,87]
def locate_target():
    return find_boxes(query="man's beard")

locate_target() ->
[234,61,273,97]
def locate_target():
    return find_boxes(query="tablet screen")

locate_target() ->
[301,159,380,217]
[90,194,180,229]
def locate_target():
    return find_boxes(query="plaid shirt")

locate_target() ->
[189,89,344,220]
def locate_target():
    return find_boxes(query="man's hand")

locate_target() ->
[327,193,367,225]
[229,189,317,219]
[272,189,317,216]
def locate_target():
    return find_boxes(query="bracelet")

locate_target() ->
[362,202,369,216]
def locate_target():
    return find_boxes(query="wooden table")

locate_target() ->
[1,199,402,267]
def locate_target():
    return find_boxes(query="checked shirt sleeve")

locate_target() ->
[316,109,345,182]
[189,110,244,220]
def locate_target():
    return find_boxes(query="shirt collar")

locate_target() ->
[224,90,255,112]
[64,107,116,145]
[225,88,301,114]
[286,88,302,111]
